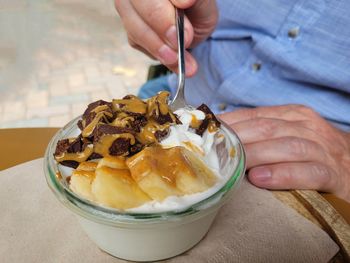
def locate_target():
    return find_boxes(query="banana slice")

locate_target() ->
[126,146,216,201]
[96,156,128,169]
[92,161,151,209]
[70,161,97,201]
[177,148,217,194]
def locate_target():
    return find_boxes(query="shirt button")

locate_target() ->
[252,62,262,72]
[288,27,300,39]
[218,103,227,111]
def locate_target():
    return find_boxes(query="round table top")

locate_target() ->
[1,127,349,225]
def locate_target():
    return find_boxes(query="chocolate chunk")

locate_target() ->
[59,160,79,169]
[80,100,114,130]
[154,129,169,142]
[54,139,70,156]
[197,104,221,127]
[87,152,103,160]
[93,124,134,142]
[77,120,83,131]
[85,111,97,127]
[67,135,85,153]
[83,100,111,119]
[129,142,144,155]
[195,118,210,136]
[174,114,182,124]
[153,112,174,125]
[195,104,221,136]
[129,115,147,132]
[122,94,137,100]
[66,176,71,184]
[54,136,89,157]
[109,138,131,156]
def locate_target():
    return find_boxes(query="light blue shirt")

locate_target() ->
[168,0,350,131]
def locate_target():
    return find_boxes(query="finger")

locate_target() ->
[127,37,156,59]
[170,0,197,9]
[130,0,194,49]
[116,1,178,66]
[231,118,326,146]
[164,50,198,76]
[218,104,319,125]
[248,162,336,193]
[180,0,218,47]
[245,136,327,169]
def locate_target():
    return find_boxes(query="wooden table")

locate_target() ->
[1,128,349,261]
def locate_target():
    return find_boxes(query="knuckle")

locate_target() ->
[147,2,165,25]
[255,118,279,138]
[292,104,318,117]
[287,137,309,158]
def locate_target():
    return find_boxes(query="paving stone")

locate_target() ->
[68,72,86,88]
[84,65,101,80]
[0,0,153,128]
[36,64,51,79]
[106,78,128,98]
[71,102,88,118]
[90,89,110,102]
[26,105,70,119]
[2,101,26,122]
[50,93,89,105]
[49,114,71,127]
[25,90,49,109]
[48,78,69,96]
[0,118,49,128]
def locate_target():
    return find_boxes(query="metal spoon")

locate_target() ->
[170,8,187,110]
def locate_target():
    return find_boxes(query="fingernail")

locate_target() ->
[166,26,177,48]
[251,167,272,182]
[185,54,197,76]
[158,45,177,65]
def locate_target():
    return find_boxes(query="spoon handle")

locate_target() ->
[170,8,186,110]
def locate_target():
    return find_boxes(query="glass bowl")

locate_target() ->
[44,116,246,262]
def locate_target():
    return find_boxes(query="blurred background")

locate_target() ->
[0,0,153,128]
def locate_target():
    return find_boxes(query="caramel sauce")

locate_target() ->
[190,114,202,129]
[208,122,219,133]
[183,141,205,156]
[91,104,109,113]
[112,114,135,128]
[55,145,94,162]
[157,91,170,115]
[97,156,128,169]
[77,161,98,171]
[147,91,170,116]
[136,120,168,145]
[94,133,135,156]
[216,134,225,139]
[55,171,62,180]
[113,98,147,114]
[126,146,197,187]
[72,170,96,180]
[230,147,236,158]
[82,111,113,137]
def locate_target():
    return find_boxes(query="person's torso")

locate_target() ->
[170,0,350,130]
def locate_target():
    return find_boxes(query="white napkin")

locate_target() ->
[0,159,338,262]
